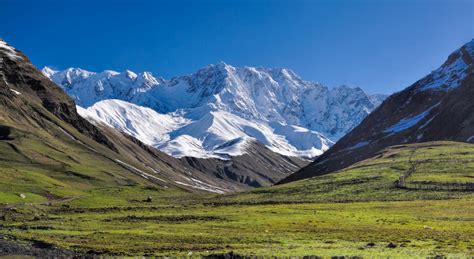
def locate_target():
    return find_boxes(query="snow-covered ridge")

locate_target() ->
[418,39,474,92]
[47,63,385,159]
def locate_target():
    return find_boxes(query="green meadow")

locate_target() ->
[1,141,473,257]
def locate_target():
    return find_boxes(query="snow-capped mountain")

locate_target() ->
[43,67,165,107]
[44,63,386,159]
[282,39,474,183]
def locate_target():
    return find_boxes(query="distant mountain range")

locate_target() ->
[43,63,386,159]
[282,39,474,183]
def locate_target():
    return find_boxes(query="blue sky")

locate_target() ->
[1,0,472,94]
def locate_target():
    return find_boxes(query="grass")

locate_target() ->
[218,141,474,204]
[2,198,473,257]
[0,141,473,257]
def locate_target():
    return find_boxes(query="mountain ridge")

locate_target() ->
[281,39,474,183]
[43,63,386,159]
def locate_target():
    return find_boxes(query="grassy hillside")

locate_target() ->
[221,141,474,204]
[1,141,473,257]
[0,121,187,206]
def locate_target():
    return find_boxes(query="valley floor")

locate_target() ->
[1,141,473,257]
[1,196,473,257]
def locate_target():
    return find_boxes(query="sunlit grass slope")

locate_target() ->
[219,141,474,204]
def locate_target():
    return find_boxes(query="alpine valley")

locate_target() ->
[0,37,473,258]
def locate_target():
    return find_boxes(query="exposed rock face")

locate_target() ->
[281,40,474,183]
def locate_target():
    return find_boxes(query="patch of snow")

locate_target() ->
[174,180,226,194]
[79,100,189,146]
[9,89,21,95]
[57,127,76,140]
[115,159,166,183]
[0,40,22,61]
[419,113,439,129]
[213,137,252,158]
[384,103,440,133]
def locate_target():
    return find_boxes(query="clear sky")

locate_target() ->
[1,0,472,94]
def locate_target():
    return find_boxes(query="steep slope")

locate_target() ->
[281,39,474,183]
[44,63,385,159]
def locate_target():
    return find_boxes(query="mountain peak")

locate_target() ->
[41,66,58,78]
[123,69,138,79]
[201,62,235,74]
[463,38,474,55]
[415,39,473,92]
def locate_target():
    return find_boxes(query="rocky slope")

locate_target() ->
[44,63,385,159]
[281,39,474,183]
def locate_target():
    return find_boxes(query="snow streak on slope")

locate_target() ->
[48,63,385,159]
[383,102,441,133]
